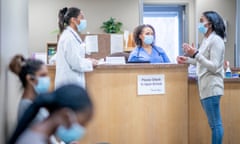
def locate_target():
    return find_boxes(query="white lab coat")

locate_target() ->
[55,26,93,89]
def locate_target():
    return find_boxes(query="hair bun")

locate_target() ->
[9,54,25,75]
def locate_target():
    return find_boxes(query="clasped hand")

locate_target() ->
[182,43,197,56]
[176,43,197,64]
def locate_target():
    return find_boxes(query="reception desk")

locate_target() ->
[48,64,240,144]
[48,64,189,144]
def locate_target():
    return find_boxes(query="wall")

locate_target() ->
[196,0,236,65]
[29,0,237,65]
[0,0,29,143]
[0,0,2,142]
[29,0,140,54]
[236,0,240,66]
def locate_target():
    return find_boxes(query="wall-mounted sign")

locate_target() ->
[137,74,165,95]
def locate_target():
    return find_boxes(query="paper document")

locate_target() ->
[85,35,98,53]
[110,34,124,54]
[137,75,165,95]
[105,56,125,64]
[123,30,129,49]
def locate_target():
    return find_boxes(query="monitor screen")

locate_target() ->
[127,61,150,63]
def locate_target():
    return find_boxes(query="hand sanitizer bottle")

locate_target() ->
[225,61,232,78]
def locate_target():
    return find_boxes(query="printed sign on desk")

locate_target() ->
[137,74,165,95]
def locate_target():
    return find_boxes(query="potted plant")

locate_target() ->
[100,17,123,33]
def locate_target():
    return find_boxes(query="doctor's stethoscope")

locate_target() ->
[136,46,162,58]
[69,29,82,44]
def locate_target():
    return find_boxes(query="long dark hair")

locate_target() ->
[8,84,93,144]
[203,11,226,39]
[58,7,81,33]
[9,54,44,88]
[133,24,156,47]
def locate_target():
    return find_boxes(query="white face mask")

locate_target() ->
[33,76,50,94]
[198,22,208,34]
[143,35,154,45]
[76,19,87,32]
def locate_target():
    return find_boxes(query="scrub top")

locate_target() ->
[128,45,170,63]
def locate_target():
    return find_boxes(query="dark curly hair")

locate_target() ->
[133,24,156,47]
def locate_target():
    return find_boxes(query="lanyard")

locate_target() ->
[69,29,82,44]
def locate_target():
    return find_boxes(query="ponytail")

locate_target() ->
[58,7,68,33]
[58,7,81,33]
[7,93,55,144]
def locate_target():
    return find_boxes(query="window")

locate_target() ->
[143,4,186,63]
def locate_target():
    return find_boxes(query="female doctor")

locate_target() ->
[55,7,98,89]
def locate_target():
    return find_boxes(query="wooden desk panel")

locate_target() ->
[188,80,240,144]
[81,64,188,144]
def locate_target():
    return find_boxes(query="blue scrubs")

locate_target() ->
[128,45,170,63]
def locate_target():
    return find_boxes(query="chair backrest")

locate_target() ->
[108,52,130,62]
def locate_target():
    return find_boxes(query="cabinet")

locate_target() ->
[46,43,57,64]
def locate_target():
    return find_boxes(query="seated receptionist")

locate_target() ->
[128,24,170,63]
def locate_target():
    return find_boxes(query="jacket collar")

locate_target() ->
[66,26,82,43]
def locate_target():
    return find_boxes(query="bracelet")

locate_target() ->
[192,51,199,58]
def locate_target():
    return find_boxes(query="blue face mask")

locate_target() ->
[143,35,154,45]
[77,19,87,32]
[34,76,50,94]
[198,22,208,34]
[56,123,86,144]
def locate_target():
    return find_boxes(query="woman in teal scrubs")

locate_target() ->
[128,24,170,63]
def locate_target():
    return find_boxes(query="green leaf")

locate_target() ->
[50,29,59,34]
[100,17,123,33]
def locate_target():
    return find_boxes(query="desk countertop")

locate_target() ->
[47,63,188,70]
[47,64,240,82]
[188,77,240,83]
